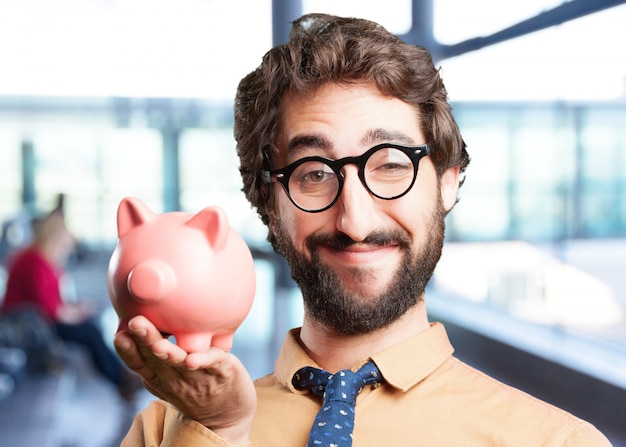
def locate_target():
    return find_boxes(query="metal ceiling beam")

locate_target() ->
[271,0,626,61]
[272,0,302,46]
[432,0,626,60]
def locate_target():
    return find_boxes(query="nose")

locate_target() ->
[334,166,380,241]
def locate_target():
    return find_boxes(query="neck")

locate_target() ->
[299,299,430,372]
[35,242,60,267]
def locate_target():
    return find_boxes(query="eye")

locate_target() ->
[366,148,413,179]
[301,169,331,183]
[377,161,411,173]
[292,161,336,187]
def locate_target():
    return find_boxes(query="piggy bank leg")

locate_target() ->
[210,332,235,352]
[174,333,215,353]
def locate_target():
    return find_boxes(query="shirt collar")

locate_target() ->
[274,328,318,394]
[371,322,454,391]
[274,322,454,393]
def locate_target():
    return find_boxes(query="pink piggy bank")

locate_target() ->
[107,197,256,352]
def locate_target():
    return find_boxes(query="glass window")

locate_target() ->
[449,107,512,240]
[99,129,163,244]
[179,128,267,245]
[0,129,23,218]
[22,126,162,245]
[580,108,626,237]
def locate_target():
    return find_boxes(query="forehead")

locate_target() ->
[276,83,424,159]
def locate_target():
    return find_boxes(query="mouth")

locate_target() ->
[320,242,400,266]
[308,230,410,266]
[308,228,410,248]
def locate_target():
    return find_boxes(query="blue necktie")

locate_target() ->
[293,361,383,447]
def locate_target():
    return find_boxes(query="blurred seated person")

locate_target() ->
[1,209,139,401]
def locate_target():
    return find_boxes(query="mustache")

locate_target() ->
[305,229,412,252]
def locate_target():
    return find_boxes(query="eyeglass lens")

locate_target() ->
[287,147,414,211]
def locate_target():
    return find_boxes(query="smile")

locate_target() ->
[318,242,401,267]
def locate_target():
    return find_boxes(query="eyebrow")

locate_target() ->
[286,134,333,156]
[362,128,417,146]
[285,128,417,157]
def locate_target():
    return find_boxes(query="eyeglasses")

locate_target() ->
[262,143,430,213]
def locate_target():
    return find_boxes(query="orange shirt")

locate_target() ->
[123,323,611,446]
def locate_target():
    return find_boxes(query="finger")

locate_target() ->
[126,316,202,366]
[113,328,145,371]
[127,316,192,368]
[185,348,236,372]
[113,329,162,388]
[127,315,164,347]
[151,337,189,365]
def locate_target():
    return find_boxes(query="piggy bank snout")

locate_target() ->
[127,258,176,302]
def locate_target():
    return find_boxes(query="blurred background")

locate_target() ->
[0,0,625,445]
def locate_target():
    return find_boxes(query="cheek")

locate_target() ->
[395,201,433,244]
[274,193,309,248]
[391,178,441,239]
[277,199,334,255]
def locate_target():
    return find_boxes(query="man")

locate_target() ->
[114,13,611,446]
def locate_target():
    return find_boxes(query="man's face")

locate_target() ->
[269,83,459,334]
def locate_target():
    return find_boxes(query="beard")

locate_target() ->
[270,197,448,335]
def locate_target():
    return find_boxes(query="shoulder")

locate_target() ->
[433,357,611,445]
[9,248,49,271]
[439,356,570,418]
[253,373,276,387]
[253,372,285,397]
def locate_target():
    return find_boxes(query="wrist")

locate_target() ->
[213,430,250,447]
[201,425,250,447]
[203,416,253,446]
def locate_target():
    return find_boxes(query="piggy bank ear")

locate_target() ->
[117,197,155,237]
[186,206,229,250]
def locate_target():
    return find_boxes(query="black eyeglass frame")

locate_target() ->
[261,143,431,213]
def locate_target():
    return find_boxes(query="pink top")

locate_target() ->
[2,247,63,322]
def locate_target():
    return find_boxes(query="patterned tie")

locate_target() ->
[292,360,383,447]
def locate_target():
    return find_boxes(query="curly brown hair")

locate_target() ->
[234,13,469,236]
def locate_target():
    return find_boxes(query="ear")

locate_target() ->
[440,167,460,212]
[117,197,155,237]
[186,206,230,251]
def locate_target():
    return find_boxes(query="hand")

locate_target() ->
[56,301,96,324]
[113,316,256,445]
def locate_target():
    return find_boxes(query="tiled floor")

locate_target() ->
[1,372,61,446]
[0,347,146,447]
[0,343,272,446]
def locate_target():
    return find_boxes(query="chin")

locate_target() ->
[337,279,391,304]
[343,265,395,289]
